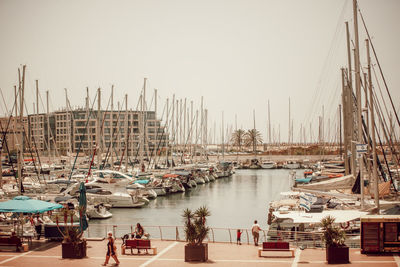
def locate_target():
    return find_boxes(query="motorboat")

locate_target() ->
[87,203,113,219]
[261,161,277,169]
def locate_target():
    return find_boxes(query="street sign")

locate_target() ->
[356,144,367,153]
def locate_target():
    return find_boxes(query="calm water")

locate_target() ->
[89,169,291,232]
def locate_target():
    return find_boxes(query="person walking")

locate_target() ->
[102,231,120,266]
[251,220,262,246]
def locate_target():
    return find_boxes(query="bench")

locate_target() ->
[121,239,157,255]
[0,237,28,252]
[258,242,294,258]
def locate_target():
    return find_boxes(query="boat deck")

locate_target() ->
[0,239,398,266]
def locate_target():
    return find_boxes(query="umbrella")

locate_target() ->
[0,196,63,213]
[78,182,88,232]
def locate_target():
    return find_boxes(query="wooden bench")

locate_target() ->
[258,242,294,258]
[0,237,28,252]
[121,239,157,255]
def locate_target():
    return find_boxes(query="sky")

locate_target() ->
[0,0,399,143]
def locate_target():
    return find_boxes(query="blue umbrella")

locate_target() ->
[78,182,88,232]
[0,196,63,213]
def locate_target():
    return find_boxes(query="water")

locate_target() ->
[89,169,291,233]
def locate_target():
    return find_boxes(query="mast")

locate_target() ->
[253,109,256,156]
[366,39,379,212]
[165,98,169,165]
[124,94,128,172]
[97,88,101,170]
[46,90,51,161]
[35,80,39,158]
[346,21,356,178]
[353,0,364,209]
[288,97,291,144]
[222,111,224,160]
[18,65,26,195]
[154,89,157,167]
[110,85,114,169]
[268,99,271,144]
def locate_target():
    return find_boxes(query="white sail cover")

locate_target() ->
[297,174,354,190]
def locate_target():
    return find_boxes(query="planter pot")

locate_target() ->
[62,240,87,259]
[326,246,349,264]
[184,243,208,262]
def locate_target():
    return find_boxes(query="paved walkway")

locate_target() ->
[0,239,399,266]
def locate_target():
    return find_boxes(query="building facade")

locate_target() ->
[27,108,168,157]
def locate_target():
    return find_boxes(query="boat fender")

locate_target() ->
[340,221,350,229]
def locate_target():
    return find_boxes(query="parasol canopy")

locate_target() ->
[0,196,63,213]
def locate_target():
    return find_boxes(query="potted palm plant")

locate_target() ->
[56,207,87,259]
[182,206,210,262]
[321,216,349,264]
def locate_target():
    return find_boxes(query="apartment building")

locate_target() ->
[27,108,168,157]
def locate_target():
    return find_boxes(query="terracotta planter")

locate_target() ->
[326,246,349,264]
[62,240,87,259]
[184,243,208,262]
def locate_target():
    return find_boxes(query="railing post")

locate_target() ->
[245,229,249,245]
[263,230,266,242]
[211,228,215,243]
[228,229,232,244]
[312,232,315,248]
[176,226,178,241]
[113,225,117,238]
[159,226,162,240]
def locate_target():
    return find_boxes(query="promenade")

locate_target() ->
[0,239,399,267]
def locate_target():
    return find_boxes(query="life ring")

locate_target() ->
[340,221,350,229]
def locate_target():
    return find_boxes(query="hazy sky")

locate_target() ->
[0,0,399,143]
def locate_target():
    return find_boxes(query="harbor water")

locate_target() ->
[88,169,292,239]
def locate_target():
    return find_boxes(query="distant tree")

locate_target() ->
[230,129,246,152]
[245,129,263,153]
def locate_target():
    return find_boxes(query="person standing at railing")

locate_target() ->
[236,229,242,245]
[251,220,262,246]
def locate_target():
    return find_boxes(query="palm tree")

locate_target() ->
[245,129,263,153]
[230,129,246,152]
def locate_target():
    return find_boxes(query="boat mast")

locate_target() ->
[253,109,256,157]
[353,0,364,209]
[97,88,101,170]
[18,65,26,195]
[366,39,379,212]
[46,90,51,162]
[110,85,114,170]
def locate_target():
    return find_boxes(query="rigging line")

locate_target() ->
[303,0,349,127]
[373,92,398,187]
[372,65,399,148]
[373,87,400,169]
[148,101,167,168]
[358,5,400,128]
[23,99,46,184]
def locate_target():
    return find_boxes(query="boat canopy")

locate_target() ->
[273,209,368,224]
[163,174,179,178]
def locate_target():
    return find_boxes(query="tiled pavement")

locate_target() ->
[0,239,398,266]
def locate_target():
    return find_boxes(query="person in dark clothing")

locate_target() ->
[102,232,120,266]
[134,223,144,239]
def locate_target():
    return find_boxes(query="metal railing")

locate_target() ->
[84,224,360,248]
